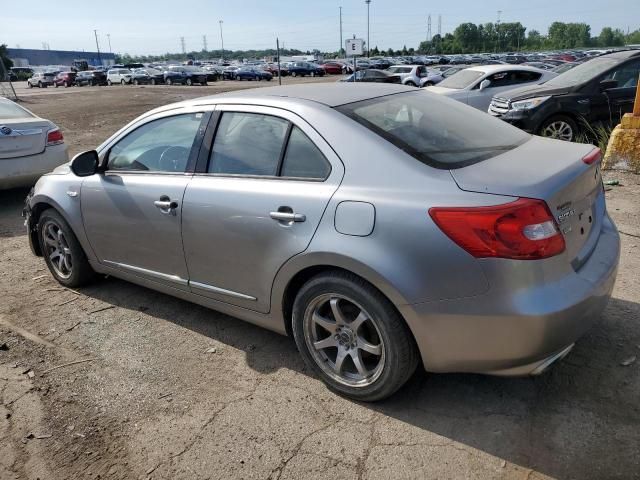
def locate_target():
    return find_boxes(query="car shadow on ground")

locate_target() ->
[0,187,30,238]
[77,274,640,480]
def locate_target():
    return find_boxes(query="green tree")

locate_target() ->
[526,29,543,50]
[599,27,625,47]
[628,30,640,44]
[0,44,13,73]
[401,45,408,55]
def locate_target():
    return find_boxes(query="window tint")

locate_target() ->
[337,91,529,169]
[603,60,640,88]
[108,113,203,172]
[209,112,289,176]
[281,127,330,179]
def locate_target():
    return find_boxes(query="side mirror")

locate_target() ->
[70,150,99,177]
[479,79,491,91]
[599,79,618,91]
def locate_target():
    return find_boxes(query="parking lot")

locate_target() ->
[1,81,640,480]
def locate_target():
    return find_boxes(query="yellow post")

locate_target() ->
[634,74,640,117]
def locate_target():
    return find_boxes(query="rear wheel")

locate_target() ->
[538,115,578,142]
[186,78,193,86]
[292,271,419,402]
[38,209,96,288]
[150,78,156,86]
[422,81,434,87]
[107,79,112,86]
[64,81,69,88]
[133,79,139,85]
[165,78,172,86]
[235,75,241,81]
[38,81,43,88]
[405,81,416,87]
[291,71,297,77]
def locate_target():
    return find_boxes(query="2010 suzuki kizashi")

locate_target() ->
[24,84,620,401]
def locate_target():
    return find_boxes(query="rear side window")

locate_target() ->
[336,91,529,169]
[209,112,289,176]
[281,127,330,179]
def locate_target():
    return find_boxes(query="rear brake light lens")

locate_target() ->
[429,198,565,260]
[582,148,601,165]
[46,128,64,146]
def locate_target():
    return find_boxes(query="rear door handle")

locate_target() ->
[269,211,306,223]
[154,196,178,214]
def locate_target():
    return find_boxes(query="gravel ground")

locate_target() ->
[1,83,639,480]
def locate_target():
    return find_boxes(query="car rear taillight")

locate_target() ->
[582,148,601,165]
[46,128,64,146]
[429,198,565,260]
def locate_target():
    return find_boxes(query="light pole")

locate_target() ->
[339,6,343,56]
[107,33,112,54]
[219,20,225,62]
[365,0,371,57]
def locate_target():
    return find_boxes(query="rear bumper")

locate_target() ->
[398,213,620,376]
[0,145,68,189]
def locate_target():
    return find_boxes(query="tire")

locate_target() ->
[38,82,43,88]
[235,75,241,81]
[121,79,126,85]
[165,78,172,86]
[54,83,59,88]
[423,81,434,87]
[133,79,139,85]
[291,71,297,77]
[150,79,156,86]
[405,81,416,87]
[28,82,33,88]
[292,271,419,402]
[107,79,112,86]
[538,115,578,142]
[64,81,69,88]
[38,209,97,288]
[186,78,193,86]
[202,81,208,86]
[311,72,315,77]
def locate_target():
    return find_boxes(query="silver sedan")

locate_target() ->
[24,84,620,401]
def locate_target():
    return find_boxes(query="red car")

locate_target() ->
[550,54,576,62]
[53,72,77,88]
[322,62,347,74]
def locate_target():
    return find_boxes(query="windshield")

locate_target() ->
[0,100,34,119]
[336,91,529,169]
[545,57,618,87]
[438,69,484,89]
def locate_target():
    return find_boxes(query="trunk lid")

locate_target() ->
[0,118,52,159]
[450,136,604,267]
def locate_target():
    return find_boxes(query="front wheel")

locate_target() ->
[133,79,139,85]
[121,79,126,85]
[38,209,97,288]
[292,272,419,402]
[538,115,578,142]
[405,81,416,87]
[165,78,172,86]
[186,78,193,86]
[107,79,112,86]
[150,78,156,85]
[291,71,297,77]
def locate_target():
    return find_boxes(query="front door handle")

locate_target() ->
[270,211,306,223]
[154,196,178,214]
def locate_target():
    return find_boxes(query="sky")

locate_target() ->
[4,0,639,56]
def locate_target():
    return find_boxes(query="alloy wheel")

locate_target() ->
[303,294,385,387]
[42,221,73,279]
[542,121,574,141]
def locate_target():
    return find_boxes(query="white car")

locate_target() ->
[0,98,68,189]
[106,68,133,86]
[425,65,557,111]
[386,65,430,87]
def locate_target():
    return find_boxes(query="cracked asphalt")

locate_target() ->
[1,83,639,479]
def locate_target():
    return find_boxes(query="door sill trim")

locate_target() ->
[102,260,189,286]
[189,281,257,301]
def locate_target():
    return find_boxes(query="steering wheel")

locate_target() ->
[158,146,190,172]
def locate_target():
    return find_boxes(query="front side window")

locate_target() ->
[209,112,289,176]
[337,91,529,169]
[108,113,203,172]
[438,69,484,89]
[602,60,640,89]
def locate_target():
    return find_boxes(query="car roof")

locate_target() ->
[195,83,415,108]
[600,49,640,60]
[466,64,548,74]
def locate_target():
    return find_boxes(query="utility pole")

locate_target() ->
[203,35,208,52]
[438,15,442,54]
[339,6,343,56]
[276,38,282,86]
[219,20,224,61]
[94,30,102,66]
[427,14,432,43]
[495,10,502,53]
[107,33,112,53]
[180,37,186,54]
[365,0,371,57]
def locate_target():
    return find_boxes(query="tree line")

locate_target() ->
[417,22,640,54]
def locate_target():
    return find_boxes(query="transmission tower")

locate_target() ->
[180,37,186,54]
[202,35,208,51]
[427,14,432,42]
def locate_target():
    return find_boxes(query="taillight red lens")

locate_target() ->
[46,129,64,146]
[582,148,601,165]
[429,198,566,260]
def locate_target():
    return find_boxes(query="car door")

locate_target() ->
[81,109,210,291]
[593,59,640,125]
[181,105,344,313]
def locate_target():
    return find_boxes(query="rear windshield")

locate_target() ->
[0,100,34,119]
[437,69,484,89]
[336,91,529,169]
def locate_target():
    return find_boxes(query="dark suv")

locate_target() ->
[489,50,640,141]
[288,62,325,77]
